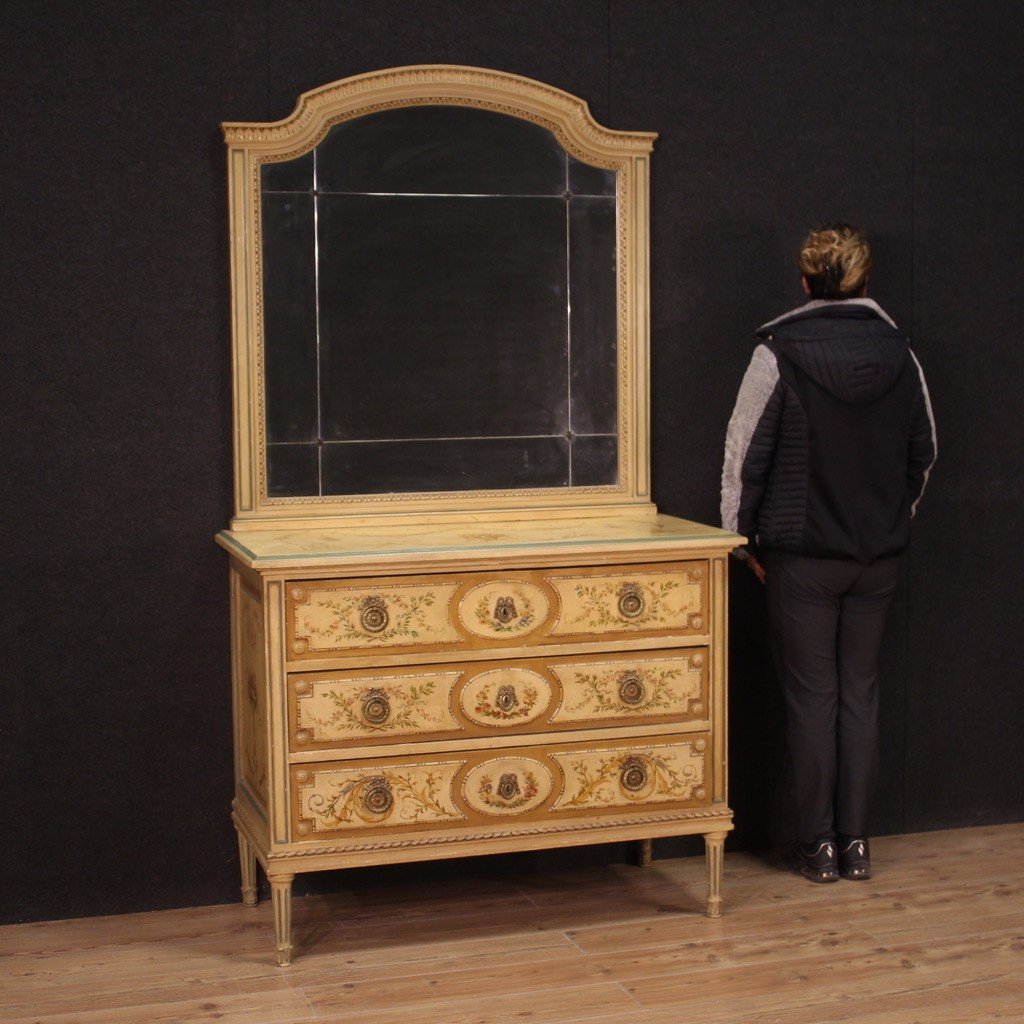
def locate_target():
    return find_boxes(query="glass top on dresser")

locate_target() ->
[217,515,742,568]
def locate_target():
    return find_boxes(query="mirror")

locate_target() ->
[259,105,619,498]
[223,67,656,527]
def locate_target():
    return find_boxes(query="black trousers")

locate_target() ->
[764,551,902,845]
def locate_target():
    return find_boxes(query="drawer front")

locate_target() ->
[291,734,712,841]
[547,565,706,638]
[289,579,462,657]
[547,740,708,812]
[288,648,707,751]
[549,650,706,725]
[293,759,466,838]
[286,561,707,662]
[290,668,465,747]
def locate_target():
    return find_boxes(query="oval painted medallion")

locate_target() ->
[457,580,550,640]
[460,667,552,728]
[462,756,553,816]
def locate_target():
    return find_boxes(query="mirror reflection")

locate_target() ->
[259,105,618,497]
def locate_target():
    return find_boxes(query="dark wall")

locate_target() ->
[3,1,1022,924]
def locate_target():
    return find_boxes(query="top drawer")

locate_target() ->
[286,561,707,662]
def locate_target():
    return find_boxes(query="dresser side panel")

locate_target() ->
[234,573,270,814]
[265,580,291,845]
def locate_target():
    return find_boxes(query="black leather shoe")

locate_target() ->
[786,839,839,883]
[839,837,871,880]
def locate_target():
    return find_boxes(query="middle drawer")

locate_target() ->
[289,647,708,752]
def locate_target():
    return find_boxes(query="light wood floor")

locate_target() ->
[2,824,1022,1024]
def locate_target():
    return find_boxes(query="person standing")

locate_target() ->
[721,225,937,882]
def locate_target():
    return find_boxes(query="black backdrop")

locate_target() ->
[3,1,1022,925]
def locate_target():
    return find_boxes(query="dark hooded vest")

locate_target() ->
[758,305,918,562]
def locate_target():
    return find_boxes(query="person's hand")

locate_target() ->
[748,554,766,585]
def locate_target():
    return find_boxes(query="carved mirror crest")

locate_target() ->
[223,66,656,528]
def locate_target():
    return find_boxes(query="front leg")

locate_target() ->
[270,873,295,966]
[704,831,727,918]
[237,830,258,907]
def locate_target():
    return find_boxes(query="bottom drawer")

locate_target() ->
[291,734,711,841]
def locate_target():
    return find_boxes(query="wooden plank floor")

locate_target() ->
[2,824,1022,1023]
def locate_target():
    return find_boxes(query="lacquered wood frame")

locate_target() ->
[222,65,657,530]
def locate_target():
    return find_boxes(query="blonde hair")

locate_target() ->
[797,224,872,299]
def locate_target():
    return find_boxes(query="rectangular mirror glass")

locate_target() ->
[258,104,618,498]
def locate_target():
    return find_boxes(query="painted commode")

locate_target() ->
[217,65,741,965]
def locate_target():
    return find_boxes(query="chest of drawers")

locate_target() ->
[218,515,739,964]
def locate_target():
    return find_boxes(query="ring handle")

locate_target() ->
[361,688,391,725]
[362,777,394,815]
[360,595,389,633]
[617,670,646,707]
[617,582,645,619]
[619,755,649,793]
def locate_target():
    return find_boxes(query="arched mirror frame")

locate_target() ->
[223,65,657,530]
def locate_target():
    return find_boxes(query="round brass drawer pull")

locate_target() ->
[359,595,389,633]
[361,688,391,725]
[494,596,518,625]
[620,755,649,793]
[617,670,646,706]
[617,582,645,619]
[362,777,394,815]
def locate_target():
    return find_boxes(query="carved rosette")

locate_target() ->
[458,580,550,639]
[459,667,551,727]
[548,567,706,636]
[462,757,552,816]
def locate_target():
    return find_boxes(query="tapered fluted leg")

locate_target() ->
[270,873,295,966]
[704,831,727,918]
[238,831,257,907]
[637,838,653,867]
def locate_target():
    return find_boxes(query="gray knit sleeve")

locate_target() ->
[721,344,783,537]
[907,349,937,515]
